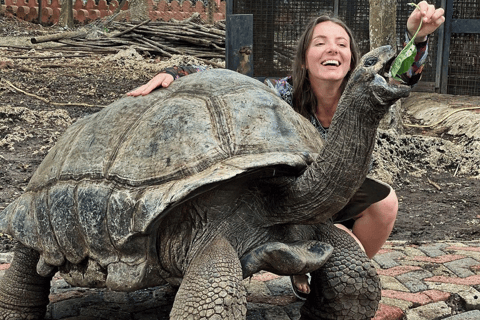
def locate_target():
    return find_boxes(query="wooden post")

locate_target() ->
[226,14,253,77]
[207,0,214,25]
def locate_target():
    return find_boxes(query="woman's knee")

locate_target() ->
[360,188,398,226]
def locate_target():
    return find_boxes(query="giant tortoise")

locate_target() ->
[0,45,410,319]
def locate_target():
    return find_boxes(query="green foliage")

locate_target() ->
[390,2,422,81]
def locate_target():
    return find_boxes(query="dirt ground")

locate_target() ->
[0,15,479,253]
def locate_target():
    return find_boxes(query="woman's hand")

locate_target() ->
[407,1,445,42]
[127,73,174,96]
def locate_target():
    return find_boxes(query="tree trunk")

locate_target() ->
[369,0,403,133]
[129,0,149,21]
[59,0,74,29]
[369,0,396,50]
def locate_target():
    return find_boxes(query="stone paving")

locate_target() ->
[1,240,480,319]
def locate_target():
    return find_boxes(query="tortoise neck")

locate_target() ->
[270,97,381,225]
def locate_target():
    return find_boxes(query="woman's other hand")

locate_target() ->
[407,1,445,42]
[127,73,174,96]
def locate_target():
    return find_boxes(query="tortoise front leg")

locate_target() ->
[170,236,247,320]
[0,243,53,320]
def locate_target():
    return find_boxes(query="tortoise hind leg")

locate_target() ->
[300,223,381,320]
[0,243,54,320]
[170,236,247,320]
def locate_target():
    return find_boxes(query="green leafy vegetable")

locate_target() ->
[390,2,423,81]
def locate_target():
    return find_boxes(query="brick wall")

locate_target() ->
[1,0,225,25]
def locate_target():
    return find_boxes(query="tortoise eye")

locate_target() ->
[364,57,378,67]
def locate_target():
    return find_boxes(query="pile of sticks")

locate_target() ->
[30,17,226,61]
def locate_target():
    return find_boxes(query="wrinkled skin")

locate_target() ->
[0,45,410,320]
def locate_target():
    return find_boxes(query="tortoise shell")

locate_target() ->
[0,69,324,290]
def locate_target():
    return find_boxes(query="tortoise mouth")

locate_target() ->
[383,55,396,81]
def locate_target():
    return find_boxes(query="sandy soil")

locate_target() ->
[0,15,479,252]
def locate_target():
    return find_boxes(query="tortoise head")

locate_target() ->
[342,45,412,122]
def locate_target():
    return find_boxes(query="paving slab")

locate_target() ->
[443,310,480,320]
[457,287,480,310]
[1,240,480,319]
[417,243,449,257]
[405,301,451,320]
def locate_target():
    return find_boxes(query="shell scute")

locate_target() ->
[49,183,88,264]
[77,181,118,267]
[34,190,65,266]
[107,188,147,263]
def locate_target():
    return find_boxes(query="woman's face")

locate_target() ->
[305,21,352,85]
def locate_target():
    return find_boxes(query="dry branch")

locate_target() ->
[31,30,88,44]
[3,79,104,108]
[27,19,226,61]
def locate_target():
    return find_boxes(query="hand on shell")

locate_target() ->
[127,72,174,96]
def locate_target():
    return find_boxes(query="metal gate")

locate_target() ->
[228,0,480,96]
[439,0,480,95]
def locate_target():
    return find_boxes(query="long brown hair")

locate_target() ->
[292,14,361,118]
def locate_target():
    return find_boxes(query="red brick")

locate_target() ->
[89,9,100,20]
[406,254,465,263]
[377,265,422,277]
[373,303,404,320]
[424,275,480,285]
[41,7,52,23]
[377,248,394,255]
[84,0,95,10]
[49,290,87,303]
[156,0,167,11]
[195,1,205,13]
[382,289,450,305]
[251,272,280,282]
[423,290,451,302]
[97,0,108,10]
[170,0,180,11]
[74,0,83,10]
[15,5,29,19]
[181,0,192,12]
[447,246,480,252]
[26,6,38,21]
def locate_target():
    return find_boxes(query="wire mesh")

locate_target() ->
[447,33,480,96]
[452,0,480,19]
[232,0,440,80]
[448,0,480,95]
[232,0,479,96]
[337,0,369,55]
[233,0,334,77]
